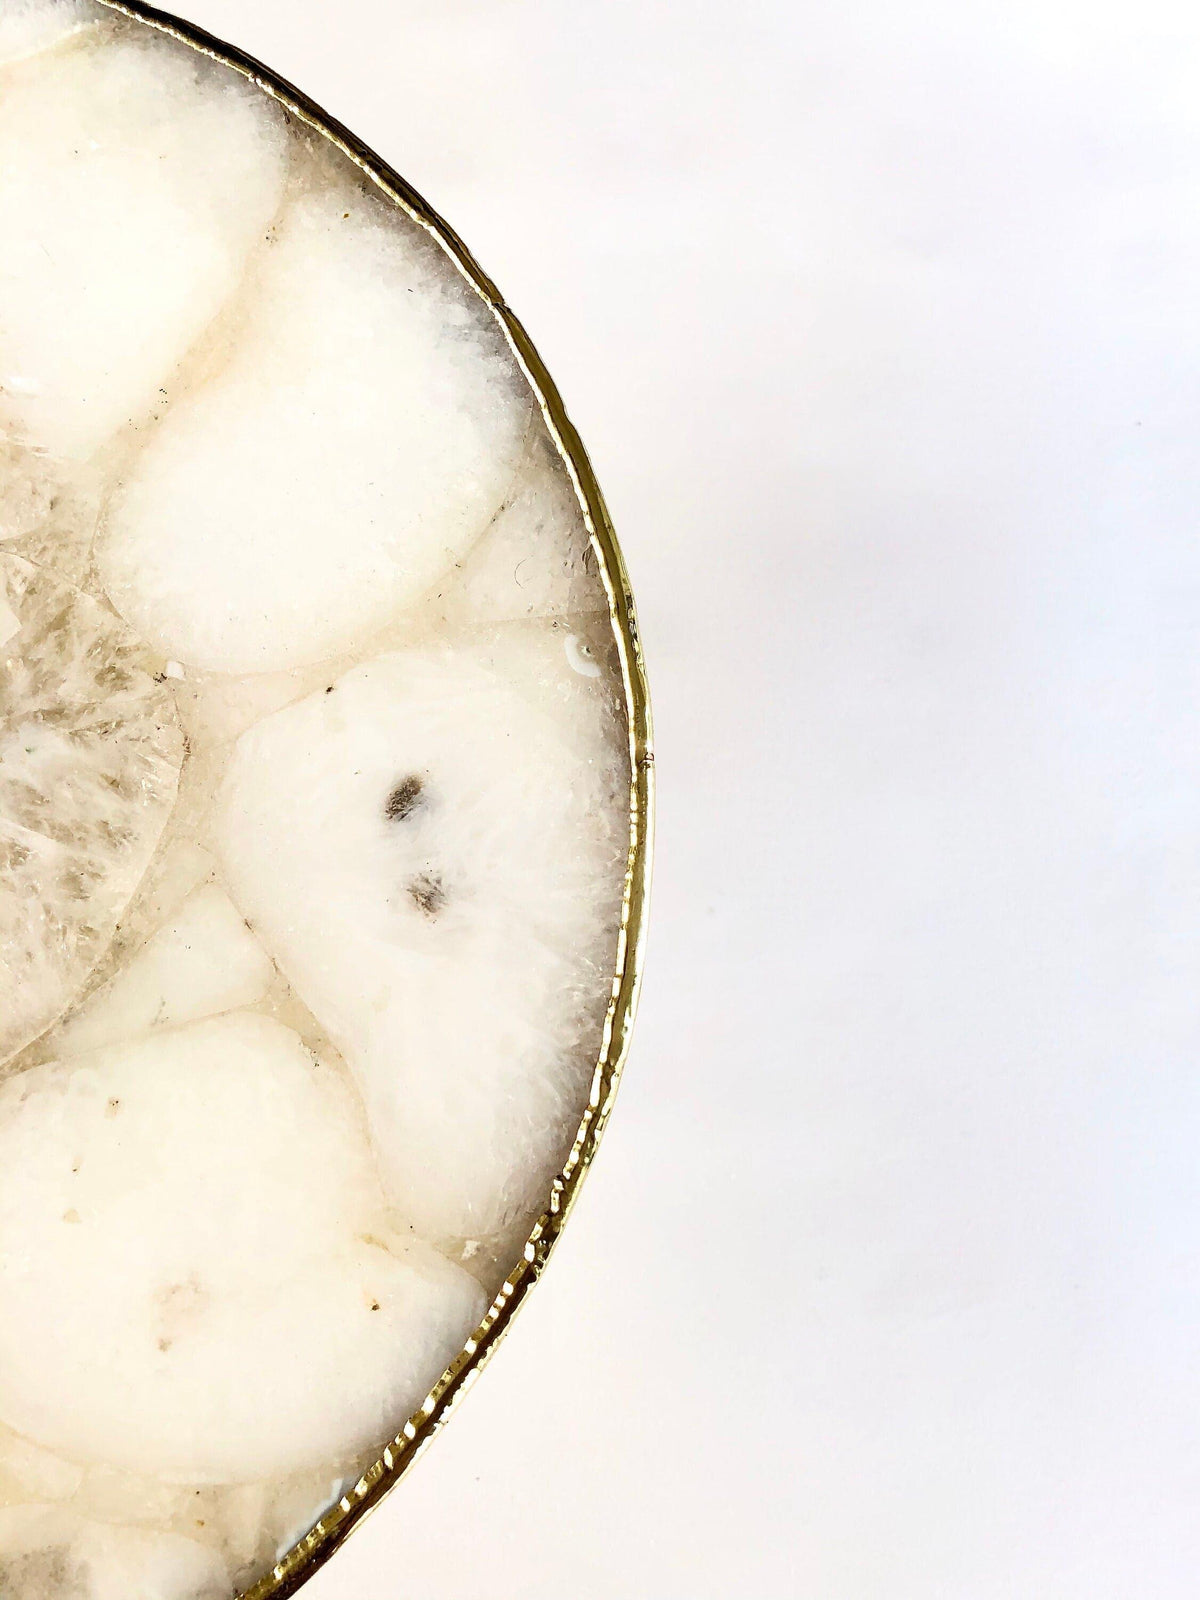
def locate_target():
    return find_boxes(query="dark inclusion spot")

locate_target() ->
[408,871,446,918]
[384,774,424,823]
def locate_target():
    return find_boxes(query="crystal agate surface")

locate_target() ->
[0,5,631,1596]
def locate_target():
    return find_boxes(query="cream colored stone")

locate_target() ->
[96,176,533,673]
[51,883,274,1057]
[215,631,628,1250]
[0,1505,230,1600]
[0,7,629,1595]
[0,1015,487,1484]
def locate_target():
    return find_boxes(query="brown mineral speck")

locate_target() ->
[384,774,424,823]
[407,872,446,918]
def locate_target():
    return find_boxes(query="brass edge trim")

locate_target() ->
[86,4,655,1596]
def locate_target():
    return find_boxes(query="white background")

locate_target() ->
[170,1,1200,1595]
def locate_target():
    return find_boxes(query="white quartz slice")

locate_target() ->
[96,180,533,674]
[0,1014,486,1484]
[50,882,275,1057]
[0,7,634,1583]
[0,554,183,1065]
[215,637,628,1248]
[0,1505,230,1600]
[433,435,609,630]
[0,22,287,467]
[0,1433,84,1505]
[0,0,102,69]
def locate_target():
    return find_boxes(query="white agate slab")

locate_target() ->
[215,634,628,1252]
[0,17,287,484]
[0,1015,485,1485]
[49,883,275,1058]
[429,435,609,631]
[96,179,534,673]
[0,1505,231,1600]
[0,2,631,1594]
[0,0,104,69]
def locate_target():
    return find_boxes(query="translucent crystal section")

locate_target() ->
[0,554,183,1065]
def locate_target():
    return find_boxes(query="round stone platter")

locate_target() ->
[0,3,652,1597]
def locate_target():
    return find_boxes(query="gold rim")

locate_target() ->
[80,4,654,1594]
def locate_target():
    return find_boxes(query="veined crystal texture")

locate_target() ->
[0,3,650,1597]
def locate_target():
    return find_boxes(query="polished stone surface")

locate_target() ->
[0,4,630,1594]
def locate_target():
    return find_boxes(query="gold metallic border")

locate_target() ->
[88,3,654,1596]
